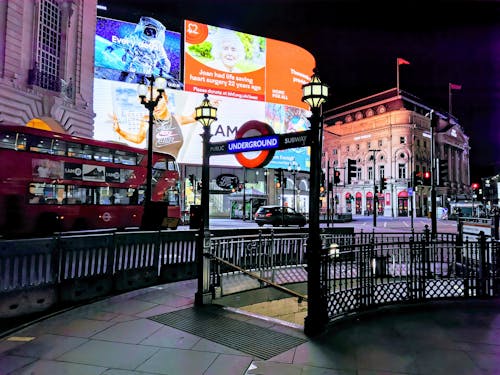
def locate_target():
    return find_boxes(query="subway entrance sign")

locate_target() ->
[207,119,311,169]
[209,131,311,155]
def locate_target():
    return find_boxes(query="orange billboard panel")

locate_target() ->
[265,38,315,109]
[184,20,315,108]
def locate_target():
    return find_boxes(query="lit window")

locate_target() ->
[34,0,61,91]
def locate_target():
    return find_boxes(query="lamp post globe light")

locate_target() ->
[138,73,167,229]
[301,68,329,336]
[194,93,217,305]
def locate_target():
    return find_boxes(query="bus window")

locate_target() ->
[67,142,89,159]
[28,135,53,154]
[92,146,114,162]
[114,150,138,166]
[166,188,180,206]
[0,130,18,150]
[28,183,45,204]
[168,160,179,172]
[51,139,67,156]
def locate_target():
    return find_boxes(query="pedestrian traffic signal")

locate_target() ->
[333,169,341,184]
[347,159,356,184]
[438,159,448,185]
[413,171,423,186]
[379,177,387,191]
[423,171,431,186]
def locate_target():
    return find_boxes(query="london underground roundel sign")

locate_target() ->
[235,120,276,168]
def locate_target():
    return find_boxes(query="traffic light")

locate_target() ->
[188,174,195,186]
[320,170,325,191]
[413,171,423,186]
[196,181,202,191]
[347,159,356,184]
[333,169,341,184]
[438,159,448,185]
[274,169,282,188]
[423,171,431,186]
[379,177,387,191]
[471,182,480,193]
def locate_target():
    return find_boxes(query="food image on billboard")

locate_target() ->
[95,16,182,89]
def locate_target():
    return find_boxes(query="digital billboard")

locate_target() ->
[95,16,182,88]
[183,20,314,109]
[93,17,315,171]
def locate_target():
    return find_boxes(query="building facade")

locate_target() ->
[322,88,471,218]
[0,0,96,135]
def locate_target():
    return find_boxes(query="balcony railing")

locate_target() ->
[28,68,61,92]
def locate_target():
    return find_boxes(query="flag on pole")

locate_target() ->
[396,57,410,93]
[448,83,462,115]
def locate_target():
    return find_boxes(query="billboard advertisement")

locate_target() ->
[183,20,314,109]
[94,16,182,88]
[93,17,315,171]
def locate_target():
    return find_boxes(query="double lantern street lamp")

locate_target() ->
[137,74,167,229]
[301,68,329,336]
[194,93,218,305]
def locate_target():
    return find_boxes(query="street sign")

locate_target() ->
[408,187,413,196]
[209,130,311,156]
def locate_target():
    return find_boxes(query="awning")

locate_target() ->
[228,188,267,202]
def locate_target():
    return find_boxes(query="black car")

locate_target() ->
[254,205,307,227]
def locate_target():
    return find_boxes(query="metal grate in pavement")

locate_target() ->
[149,305,307,360]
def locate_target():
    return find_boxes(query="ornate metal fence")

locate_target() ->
[1,226,498,329]
[322,229,499,322]
[207,228,500,325]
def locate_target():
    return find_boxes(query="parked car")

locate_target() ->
[254,205,307,227]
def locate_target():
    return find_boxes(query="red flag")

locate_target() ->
[397,57,410,65]
[450,83,462,90]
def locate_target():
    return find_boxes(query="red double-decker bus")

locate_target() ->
[0,125,181,237]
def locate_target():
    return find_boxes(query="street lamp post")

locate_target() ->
[194,94,217,306]
[242,167,247,221]
[369,149,381,227]
[302,68,329,336]
[137,74,167,229]
[288,159,300,211]
[429,110,437,238]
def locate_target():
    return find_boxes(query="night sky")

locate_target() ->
[98,0,499,181]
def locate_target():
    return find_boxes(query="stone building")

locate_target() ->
[0,0,96,135]
[322,88,471,218]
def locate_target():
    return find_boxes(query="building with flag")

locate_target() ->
[322,87,471,218]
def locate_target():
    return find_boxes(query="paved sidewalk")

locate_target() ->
[1,279,500,374]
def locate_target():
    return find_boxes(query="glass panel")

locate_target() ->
[0,130,18,149]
